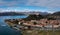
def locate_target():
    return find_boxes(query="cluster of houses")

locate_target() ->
[5,18,60,30]
[17,18,60,29]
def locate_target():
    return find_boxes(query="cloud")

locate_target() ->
[27,0,60,8]
[0,0,28,7]
[26,0,60,11]
[0,0,60,8]
[0,0,60,12]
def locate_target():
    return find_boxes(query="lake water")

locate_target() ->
[0,16,27,35]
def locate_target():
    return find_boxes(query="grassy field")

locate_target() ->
[21,29,60,35]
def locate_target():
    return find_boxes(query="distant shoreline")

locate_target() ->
[0,15,26,16]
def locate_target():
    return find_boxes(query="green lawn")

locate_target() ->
[21,30,60,35]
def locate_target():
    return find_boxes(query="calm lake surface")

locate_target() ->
[0,16,27,35]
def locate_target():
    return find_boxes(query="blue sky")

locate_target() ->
[0,0,60,13]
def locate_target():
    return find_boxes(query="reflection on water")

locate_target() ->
[0,16,27,35]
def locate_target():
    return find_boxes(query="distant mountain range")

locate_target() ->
[0,11,49,16]
[52,11,60,16]
[0,11,60,16]
[0,12,25,16]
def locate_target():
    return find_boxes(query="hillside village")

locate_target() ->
[5,12,60,30]
[4,12,60,35]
